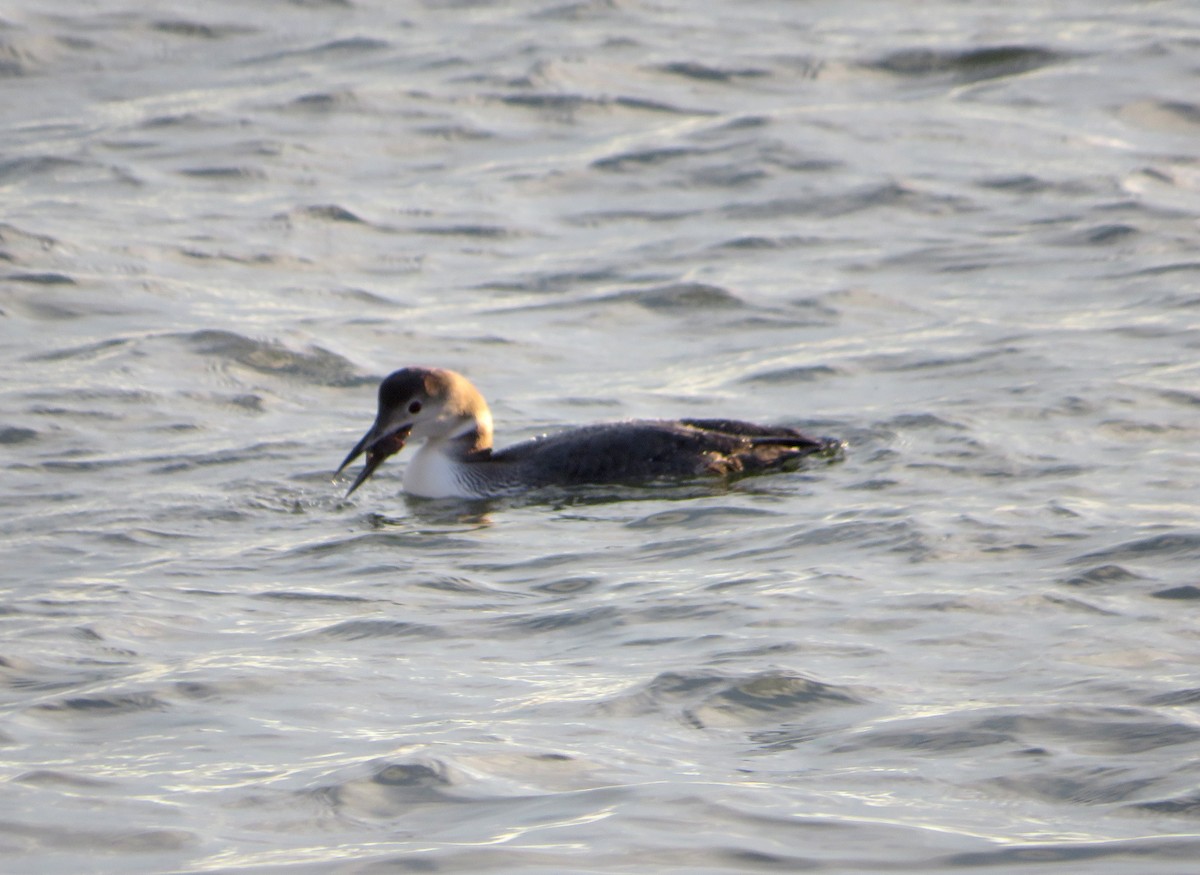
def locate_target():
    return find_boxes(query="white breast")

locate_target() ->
[402,443,471,498]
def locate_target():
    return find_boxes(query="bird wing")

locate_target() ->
[488,419,823,484]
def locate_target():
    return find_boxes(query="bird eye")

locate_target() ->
[408,401,422,414]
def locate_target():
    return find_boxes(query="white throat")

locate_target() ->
[403,441,470,498]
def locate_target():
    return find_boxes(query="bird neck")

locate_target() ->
[424,407,493,460]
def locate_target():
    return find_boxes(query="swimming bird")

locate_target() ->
[336,367,841,499]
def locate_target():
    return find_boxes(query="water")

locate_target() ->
[3,1,1200,872]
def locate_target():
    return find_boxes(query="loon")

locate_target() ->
[336,367,841,499]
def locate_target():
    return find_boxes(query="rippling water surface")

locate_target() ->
[3,1,1200,872]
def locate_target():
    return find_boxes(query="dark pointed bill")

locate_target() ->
[336,425,413,496]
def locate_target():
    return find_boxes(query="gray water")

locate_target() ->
[3,1,1200,873]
